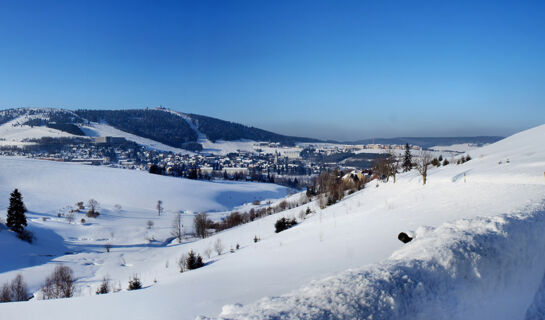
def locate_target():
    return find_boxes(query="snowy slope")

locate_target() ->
[80,122,195,154]
[0,116,76,146]
[168,110,257,155]
[0,124,544,320]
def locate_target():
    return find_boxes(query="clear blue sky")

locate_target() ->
[1,0,544,140]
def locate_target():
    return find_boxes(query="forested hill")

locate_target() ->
[74,108,319,146]
[187,113,318,144]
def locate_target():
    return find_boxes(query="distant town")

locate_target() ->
[0,135,423,187]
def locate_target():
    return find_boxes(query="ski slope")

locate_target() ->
[0,116,76,146]
[0,124,544,320]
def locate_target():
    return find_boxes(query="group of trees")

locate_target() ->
[306,169,366,207]
[41,265,75,299]
[178,250,205,273]
[274,217,298,233]
[1,265,76,303]
[207,196,310,234]
[0,274,28,302]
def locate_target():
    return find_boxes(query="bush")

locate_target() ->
[17,229,33,243]
[274,217,297,233]
[214,238,223,255]
[177,254,188,273]
[42,265,75,299]
[86,210,100,218]
[127,275,142,290]
[96,277,110,295]
[186,250,204,270]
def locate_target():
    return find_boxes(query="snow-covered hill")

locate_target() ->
[0,124,544,320]
[0,109,81,146]
[0,107,306,154]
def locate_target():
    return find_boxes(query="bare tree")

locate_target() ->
[177,253,188,273]
[86,199,99,218]
[0,283,10,302]
[87,199,98,213]
[156,200,163,216]
[204,247,212,259]
[0,274,28,302]
[42,265,75,299]
[171,212,182,242]
[65,211,75,224]
[214,238,224,255]
[10,274,27,301]
[416,151,433,185]
[194,213,209,239]
[385,150,400,183]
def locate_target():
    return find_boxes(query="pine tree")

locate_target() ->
[403,143,413,172]
[6,189,27,234]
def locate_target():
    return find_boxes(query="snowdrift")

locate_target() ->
[217,204,545,320]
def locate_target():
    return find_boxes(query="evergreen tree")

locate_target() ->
[6,189,27,234]
[402,143,413,172]
[186,250,204,270]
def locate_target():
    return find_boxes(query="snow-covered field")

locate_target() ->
[0,124,544,319]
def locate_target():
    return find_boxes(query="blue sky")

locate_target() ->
[0,0,544,140]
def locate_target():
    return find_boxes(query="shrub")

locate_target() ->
[75,201,85,210]
[274,217,297,233]
[96,277,110,295]
[214,238,223,255]
[17,229,33,243]
[86,210,100,218]
[127,275,142,290]
[186,250,204,270]
[177,254,188,273]
[65,212,75,223]
[80,218,86,224]
[204,247,212,259]
[42,265,75,299]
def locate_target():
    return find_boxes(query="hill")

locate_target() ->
[0,123,544,319]
[0,107,320,152]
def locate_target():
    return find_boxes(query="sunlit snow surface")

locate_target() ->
[1,124,545,320]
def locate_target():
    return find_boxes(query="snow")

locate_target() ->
[168,109,257,155]
[1,124,545,320]
[0,116,76,146]
[80,122,195,154]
